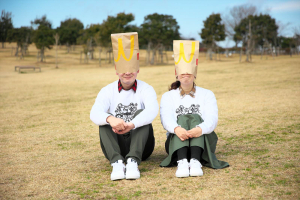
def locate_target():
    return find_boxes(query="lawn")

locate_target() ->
[0,44,299,199]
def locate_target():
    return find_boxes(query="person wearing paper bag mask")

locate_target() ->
[90,32,158,181]
[160,40,229,178]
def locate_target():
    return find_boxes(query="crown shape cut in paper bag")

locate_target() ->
[111,32,139,73]
[173,40,199,78]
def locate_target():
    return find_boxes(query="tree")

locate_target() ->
[200,13,226,60]
[77,24,101,45]
[278,36,296,56]
[293,26,300,55]
[97,12,138,63]
[234,14,278,61]
[236,14,278,47]
[54,33,59,68]
[274,21,290,56]
[254,14,278,47]
[31,15,52,28]
[58,18,84,53]
[77,24,101,60]
[8,26,32,58]
[140,13,180,64]
[223,4,257,47]
[98,12,138,48]
[140,13,180,47]
[31,15,54,62]
[0,10,13,48]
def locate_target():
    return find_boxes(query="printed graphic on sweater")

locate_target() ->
[176,104,201,118]
[115,103,138,122]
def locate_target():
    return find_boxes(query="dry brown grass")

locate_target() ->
[0,43,299,199]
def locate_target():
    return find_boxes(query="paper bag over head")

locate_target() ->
[173,40,199,78]
[111,32,139,73]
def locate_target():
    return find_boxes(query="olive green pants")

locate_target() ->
[160,114,229,169]
[99,110,155,165]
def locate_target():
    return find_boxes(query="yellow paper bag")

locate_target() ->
[111,32,139,73]
[173,40,199,78]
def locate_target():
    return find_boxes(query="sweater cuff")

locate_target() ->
[102,113,112,125]
[198,124,209,135]
[130,118,140,129]
[170,124,180,134]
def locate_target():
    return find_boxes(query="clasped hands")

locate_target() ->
[106,116,135,134]
[174,126,202,141]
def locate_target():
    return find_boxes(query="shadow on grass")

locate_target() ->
[17,70,42,74]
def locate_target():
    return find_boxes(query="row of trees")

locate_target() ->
[0,4,299,63]
[200,4,300,61]
[0,11,180,63]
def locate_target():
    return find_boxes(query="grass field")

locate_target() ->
[0,44,299,199]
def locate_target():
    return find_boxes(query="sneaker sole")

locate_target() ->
[125,172,140,179]
[111,174,125,181]
[176,172,189,178]
[190,171,203,177]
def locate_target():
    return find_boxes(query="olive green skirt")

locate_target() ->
[160,114,229,169]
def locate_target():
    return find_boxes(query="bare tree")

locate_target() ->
[293,26,300,55]
[54,33,59,68]
[239,42,243,63]
[23,34,30,55]
[88,37,94,59]
[246,20,252,62]
[93,35,102,66]
[151,44,160,65]
[277,21,291,37]
[275,21,290,56]
[106,48,112,64]
[146,42,152,65]
[223,4,257,47]
[99,47,102,66]
[148,43,161,65]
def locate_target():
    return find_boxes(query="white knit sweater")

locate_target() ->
[160,86,218,136]
[90,80,159,129]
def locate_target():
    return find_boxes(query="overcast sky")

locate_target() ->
[1,0,300,47]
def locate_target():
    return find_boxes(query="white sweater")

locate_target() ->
[160,86,218,136]
[90,79,159,129]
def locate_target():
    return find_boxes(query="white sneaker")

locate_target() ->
[189,158,203,176]
[176,159,189,178]
[125,158,140,179]
[110,160,125,181]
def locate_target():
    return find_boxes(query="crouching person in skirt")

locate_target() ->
[90,32,159,180]
[160,40,229,178]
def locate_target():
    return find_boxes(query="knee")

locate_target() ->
[132,124,150,137]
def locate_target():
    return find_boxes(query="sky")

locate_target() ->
[1,0,300,47]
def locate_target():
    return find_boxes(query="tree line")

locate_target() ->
[0,4,299,63]
[201,4,299,61]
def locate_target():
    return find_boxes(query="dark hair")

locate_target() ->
[169,81,196,91]
[169,81,181,91]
